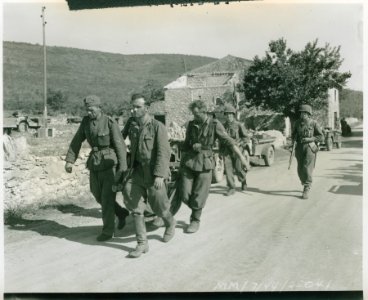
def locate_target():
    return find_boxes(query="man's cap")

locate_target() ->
[84,95,101,107]
[299,104,312,115]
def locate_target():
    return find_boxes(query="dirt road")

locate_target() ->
[4,127,362,293]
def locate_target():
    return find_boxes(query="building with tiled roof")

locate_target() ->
[150,55,252,126]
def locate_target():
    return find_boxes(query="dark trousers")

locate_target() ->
[295,144,316,188]
[223,154,247,189]
[90,167,128,236]
[123,165,171,217]
[180,166,212,216]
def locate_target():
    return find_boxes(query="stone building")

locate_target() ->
[149,55,252,126]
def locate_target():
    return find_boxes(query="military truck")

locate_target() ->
[3,111,43,132]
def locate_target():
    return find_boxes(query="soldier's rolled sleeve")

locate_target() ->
[110,120,127,171]
[65,119,87,163]
[313,122,324,144]
[154,123,171,178]
[215,122,236,147]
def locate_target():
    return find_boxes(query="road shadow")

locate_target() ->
[318,162,363,196]
[210,185,302,199]
[210,185,228,195]
[330,159,362,162]
[350,129,363,137]
[5,216,164,254]
[54,204,101,219]
[341,139,363,149]
[245,187,302,199]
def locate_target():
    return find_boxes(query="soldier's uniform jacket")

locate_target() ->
[292,118,324,151]
[220,119,249,156]
[66,114,127,172]
[182,117,235,172]
[122,116,171,179]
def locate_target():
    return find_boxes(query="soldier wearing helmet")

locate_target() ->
[291,104,324,199]
[220,104,249,196]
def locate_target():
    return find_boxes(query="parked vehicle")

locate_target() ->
[3,111,43,132]
[211,132,276,183]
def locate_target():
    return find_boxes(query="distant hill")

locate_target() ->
[340,88,363,119]
[187,54,253,74]
[3,41,216,115]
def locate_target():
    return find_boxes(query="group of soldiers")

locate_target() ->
[65,94,322,258]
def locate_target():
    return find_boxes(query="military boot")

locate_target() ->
[186,209,202,234]
[302,186,310,199]
[162,212,176,243]
[225,188,236,196]
[241,180,247,191]
[115,205,130,230]
[128,214,149,258]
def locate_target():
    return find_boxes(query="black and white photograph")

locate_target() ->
[1,0,366,297]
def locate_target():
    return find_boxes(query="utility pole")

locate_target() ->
[41,6,48,128]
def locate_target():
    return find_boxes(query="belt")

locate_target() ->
[91,146,109,152]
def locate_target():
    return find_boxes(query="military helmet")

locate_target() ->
[299,104,312,115]
[224,105,236,114]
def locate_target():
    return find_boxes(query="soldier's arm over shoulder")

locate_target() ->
[214,119,236,147]
[154,121,171,178]
[313,120,324,144]
[65,117,87,163]
[109,117,127,171]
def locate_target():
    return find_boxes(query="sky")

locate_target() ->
[1,0,365,91]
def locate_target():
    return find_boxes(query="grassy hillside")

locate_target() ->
[340,88,363,119]
[3,41,216,115]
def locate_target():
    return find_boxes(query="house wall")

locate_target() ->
[164,86,232,126]
[327,88,340,129]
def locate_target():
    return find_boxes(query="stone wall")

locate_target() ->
[3,136,91,215]
[165,86,230,126]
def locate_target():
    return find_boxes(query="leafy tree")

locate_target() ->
[242,38,351,120]
[47,88,68,114]
[141,80,165,104]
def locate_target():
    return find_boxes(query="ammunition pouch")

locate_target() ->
[308,142,319,153]
[87,147,117,171]
[184,149,214,172]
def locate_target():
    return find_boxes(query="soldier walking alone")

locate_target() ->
[180,100,249,233]
[221,105,249,196]
[65,95,130,242]
[122,94,176,258]
[292,104,324,199]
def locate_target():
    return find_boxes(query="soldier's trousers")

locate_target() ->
[90,167,128,236]
[295,144,317,188]
[122,165,171,217]
[180,166,212,215]
[223,154,247,189]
